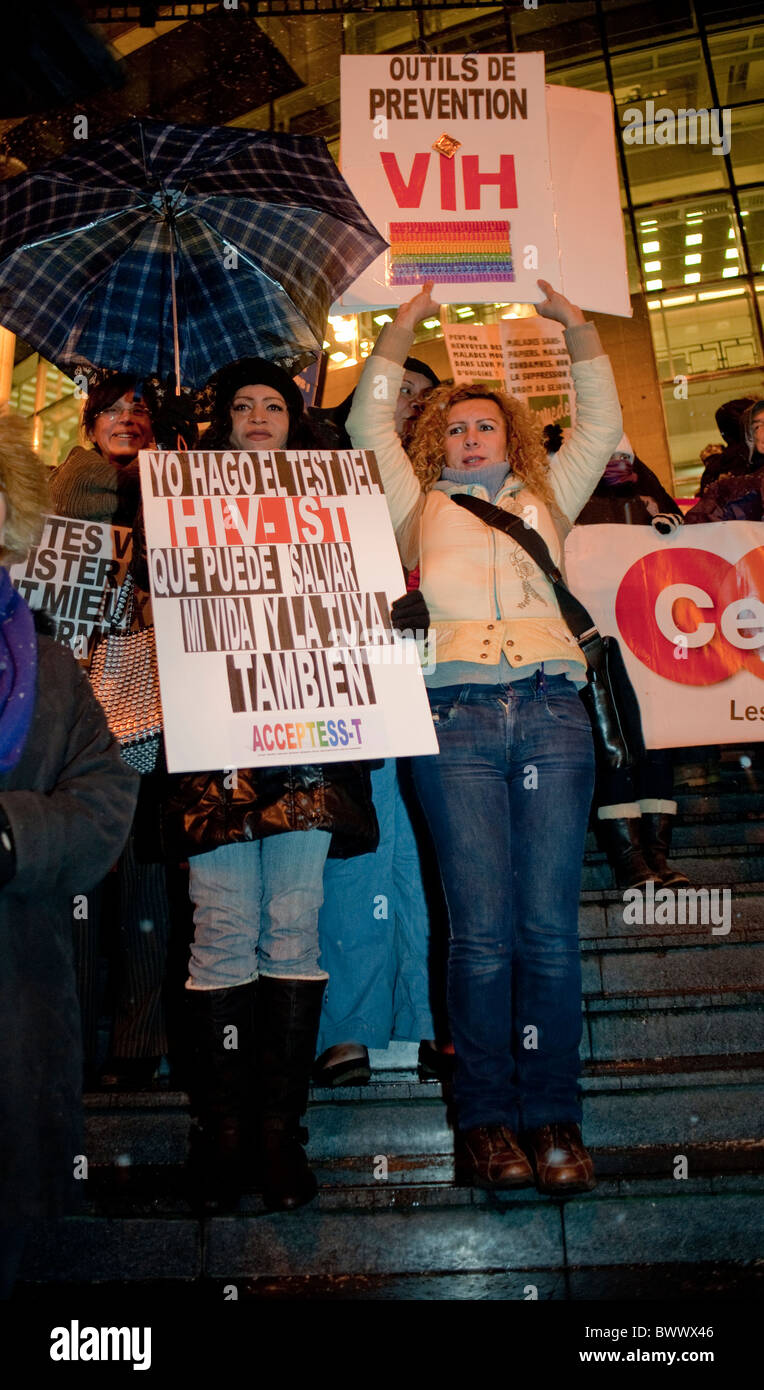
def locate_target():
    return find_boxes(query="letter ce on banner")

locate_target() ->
[565,522,764,748]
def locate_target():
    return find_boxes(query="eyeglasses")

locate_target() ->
[97,403,151,422]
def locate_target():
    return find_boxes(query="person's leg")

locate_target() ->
[184,841,262,1212]
[510,674,597,1194]
[107,835,171,1080]
[316,762,396,1060]
[186,840,261,991]
[390,760,437,1044]
[257,830,331,1211]
[637,748,690,887]
[594,764,658,890]
[411,687,516,1130]
[509,676,595,1127]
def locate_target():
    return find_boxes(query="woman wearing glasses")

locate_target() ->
[51,375,155,527]
[50,376,177,1094]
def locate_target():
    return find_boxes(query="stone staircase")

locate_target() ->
[16,765,764,1299]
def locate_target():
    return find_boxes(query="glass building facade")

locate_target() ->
[5,0,764,493]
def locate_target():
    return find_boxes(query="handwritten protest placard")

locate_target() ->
[441,322,502,387]
[8,514,137,661]
[139,449,438,773]
[500,318,576,430]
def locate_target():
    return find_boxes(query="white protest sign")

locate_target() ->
[546,84,631,318]
[500,318,576,430]
[339,52,559,306]
[442,322,502,386]
[139,449,438,773]
[565,522,764,748]
[8,514,136,661]
[338,56,630,315]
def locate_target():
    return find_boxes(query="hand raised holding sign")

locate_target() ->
[394,281,441,333]
[535,279,586,329]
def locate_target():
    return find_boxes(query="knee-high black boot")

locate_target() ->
[641,812,691,887]
[186,980,257,1215]
[597,816,661,890]
[257,977,326,1212]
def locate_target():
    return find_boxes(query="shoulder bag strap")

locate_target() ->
[450,492,603,663]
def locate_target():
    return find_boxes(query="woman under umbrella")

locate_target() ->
[154,358,378,1214]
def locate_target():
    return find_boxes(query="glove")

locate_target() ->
[651,511,683,535]
[152,372,199,450]
[390,588,430,637]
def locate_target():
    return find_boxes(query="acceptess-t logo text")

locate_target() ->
[616,546,764,685]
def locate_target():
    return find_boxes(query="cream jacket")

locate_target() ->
[347,322,623,674]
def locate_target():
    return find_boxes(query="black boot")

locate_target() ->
[257,976,326,1212]
[641,812,691,887]
[186,980,257,1215]
[597,816,662,890]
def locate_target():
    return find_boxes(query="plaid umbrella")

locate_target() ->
[0,119,387,388]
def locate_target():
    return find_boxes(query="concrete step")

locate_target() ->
[80,1063,764,1168]
[584,997,764,1062]
[19,1171,763,1283]
[582,941,764,996]
[582,849,764,891]
[579,885,764,945]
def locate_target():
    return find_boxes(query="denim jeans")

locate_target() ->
[186,830,331,990]
[411,673,594,1131]
[317,759,436,1051]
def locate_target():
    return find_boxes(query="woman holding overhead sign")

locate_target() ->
[347,280,622,1195]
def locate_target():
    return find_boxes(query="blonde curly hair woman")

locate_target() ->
[347,279,622,1198]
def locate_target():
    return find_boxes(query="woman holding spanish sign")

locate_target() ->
[158,358,378,1215]
[347,280,622,1194]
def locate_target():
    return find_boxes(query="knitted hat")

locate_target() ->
[404,356,440,389]
[205,358,306,447]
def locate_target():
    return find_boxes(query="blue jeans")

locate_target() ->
[186,831,331,990]
[317,760,436,1051]
[411,674,594,1131]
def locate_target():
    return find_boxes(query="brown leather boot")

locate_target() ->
[459,1124,534,1190]
[520,1122,596,1195]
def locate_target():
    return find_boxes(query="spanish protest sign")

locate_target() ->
[139,448,438,773]
[339,55,629,316]
[566,521,764,747]
[8,514,138,661]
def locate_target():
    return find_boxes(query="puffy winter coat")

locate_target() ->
[142,757,379,864]
[0,632,138,1227]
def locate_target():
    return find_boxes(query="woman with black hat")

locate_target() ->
[158,358,378,1216]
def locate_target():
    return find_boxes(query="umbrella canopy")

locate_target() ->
[0,119,387,387]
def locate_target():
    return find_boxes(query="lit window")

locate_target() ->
[423,318,440,329]
[685,234,703,245]
[722,267,740,278]
[644,260,661,271]
[725,248,739,259]
[645,278,663,290]
[642,240,660,253]
[684,272,701,283]
[373,313,392,326]
[684,254,702,265]
[329,350,348,363]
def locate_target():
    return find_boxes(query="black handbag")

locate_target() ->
[451,493,645,771]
